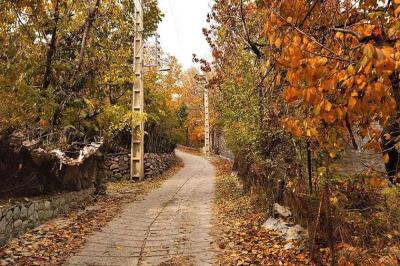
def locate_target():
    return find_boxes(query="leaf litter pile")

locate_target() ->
[0,159,183,265]
[212,158,313,265]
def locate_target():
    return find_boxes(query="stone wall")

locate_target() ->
[0,131,105,197]
[0,188,94,246]
[211,129,234,160]
[105,152,177,181]
[144,153,176,178]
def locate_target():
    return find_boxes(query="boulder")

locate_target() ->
[286,224,306,240]
[273,203,292,218]
[263,217,290,234]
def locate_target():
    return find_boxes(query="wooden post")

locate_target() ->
[131,0,144,181]
[195,75,210,156]
[204,83,210,156]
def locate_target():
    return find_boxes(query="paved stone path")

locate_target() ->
[68,150,216,266]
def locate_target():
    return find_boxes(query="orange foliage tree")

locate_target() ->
[206,0,400,182]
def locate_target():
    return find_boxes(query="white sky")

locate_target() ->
[158,0,213,70]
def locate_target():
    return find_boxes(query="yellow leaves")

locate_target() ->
[270,12,277,24]
[336,70,348,82]
[293,125,302,137]
[286,17,293,24]
[363,43,375,59]
[348,97,357,110]
[336,108,345,121]
[283,118,302,138]
[330,196,338,205]
[275,73,282,86]
[309,57,328,68]
[375,46,395,76]
[370,176,386,188]
[395,5,400,17]
[293,35,301,45]
[324,101,332,112]
[347,65,355,75]
[383,153,390,164]
[274,38,282,48]
[321,111,336,124]
[263,22,271,34]
[306,127,318,137]
[335,32,344,40]
[303,87,318,104]
[282,87,298,103]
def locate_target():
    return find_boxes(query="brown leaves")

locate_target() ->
[0,163,183,265]
[212,158,313,266]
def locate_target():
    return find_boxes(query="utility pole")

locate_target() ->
[131,0,144,181]
[196,75,210,156]
[155,33,161,69]
[204,83,210,156]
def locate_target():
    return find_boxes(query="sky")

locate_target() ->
[157,0,213,70]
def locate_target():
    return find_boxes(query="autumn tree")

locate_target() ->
[0,0,162,148]
[205,0,400,263]
[144,56,187,153]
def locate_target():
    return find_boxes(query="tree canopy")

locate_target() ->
[0,0,162,148]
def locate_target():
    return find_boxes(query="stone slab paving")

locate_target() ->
[68,150,216,266]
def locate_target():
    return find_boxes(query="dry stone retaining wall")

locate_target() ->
[0,188,94,246]
[105,152,177,181]
[0,152,177,246]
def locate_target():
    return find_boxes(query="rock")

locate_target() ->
[44,201,51,210]
[119,164,129,171]
[22,220,29,229]
[263,217,306,242]
[13,207,20,219]
[30,211,39,222]
[110,164,119,170]
[284,242,294,250]
[27,204,35,216]
[6,210,13,221]
[273,203,292,218]
[286,225,306,240]
[263,217,290,234]
[114,173,123,180]
[0,236,7,246]
[44,210,53,219]
[20,206,28,218]
[0,218,6,232]
[13,219,22,228]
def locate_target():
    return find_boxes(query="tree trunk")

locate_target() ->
[381,71,400,183]
[42,0,60,91]
[77,0,101,72]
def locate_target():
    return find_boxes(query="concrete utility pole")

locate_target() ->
[131,0,144,181]
[155,33,161,69]
[204,83,210,156]
[196,75,210,156]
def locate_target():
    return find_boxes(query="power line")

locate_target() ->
[166,0,184,53]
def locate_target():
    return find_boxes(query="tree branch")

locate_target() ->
[240,0,262,59]
[77,0,101,72]
[43,0,60,91]
[299,0,320,28]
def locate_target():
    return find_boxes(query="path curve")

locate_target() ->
[68,150,216,266]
